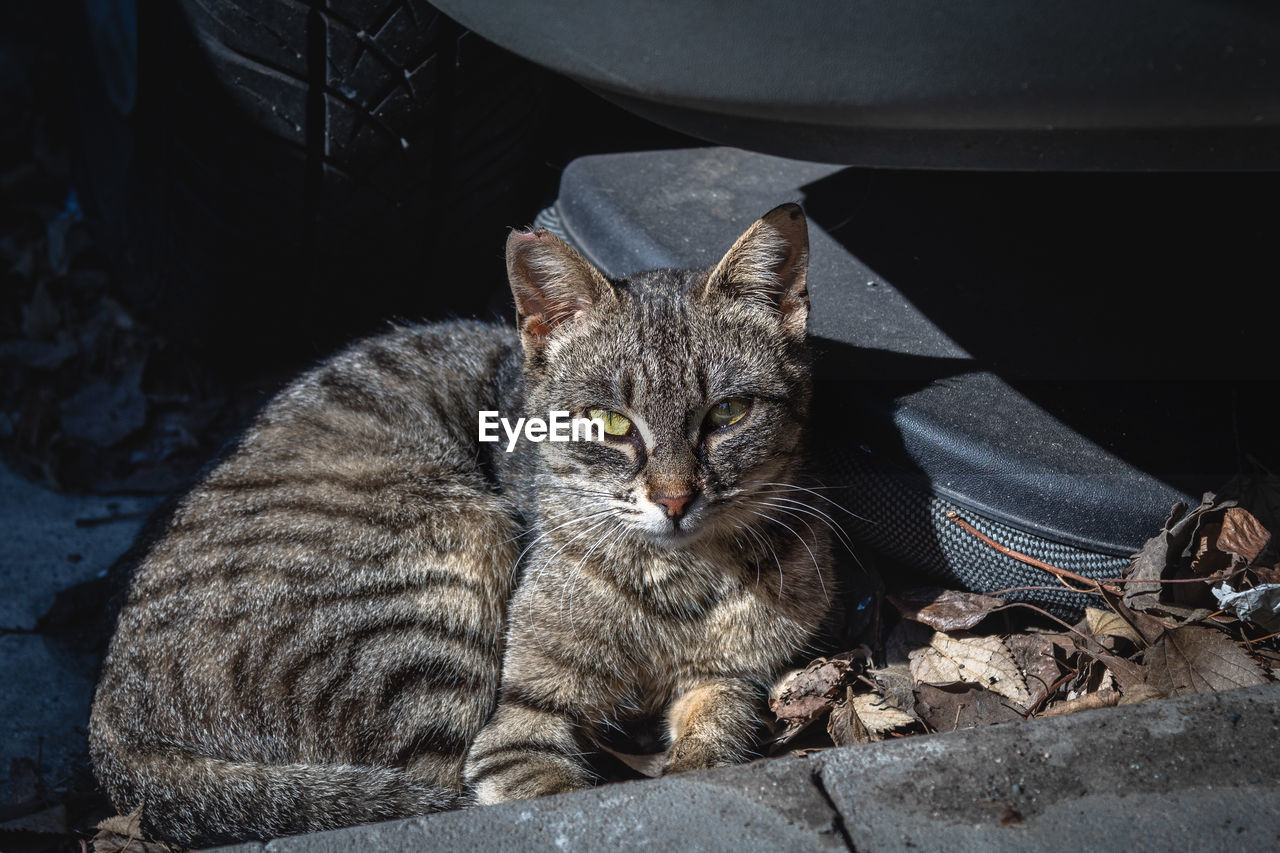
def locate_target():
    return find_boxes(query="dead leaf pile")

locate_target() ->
[1124,492,1278,613]
[770,487,1279,749]
[1,55,267,494]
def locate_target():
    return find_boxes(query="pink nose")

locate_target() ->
[653,492,694,518]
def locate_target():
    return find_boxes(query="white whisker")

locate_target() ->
[744,507,829,607]
[752,496,865,573]
[532,515,616,635]
[506,509,614,582]
[562,520,626,636]
[743,480,876,524]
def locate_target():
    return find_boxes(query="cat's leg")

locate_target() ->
[463,693,593,804]
[662,677,762,775]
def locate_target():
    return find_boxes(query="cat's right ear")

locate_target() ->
[702,203,810,340]
[506,229,613,356]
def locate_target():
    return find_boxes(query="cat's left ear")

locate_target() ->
[506,229,613,357]
[703,203,810,339]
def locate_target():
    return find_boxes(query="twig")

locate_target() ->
[1029,669,1082,717]
[945,511,1242,590]
[989,584,1104,597]
[945,511,1122,594]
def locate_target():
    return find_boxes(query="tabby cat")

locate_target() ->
[89,204,838,846]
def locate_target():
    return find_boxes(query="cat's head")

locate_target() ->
[508,204,813,548]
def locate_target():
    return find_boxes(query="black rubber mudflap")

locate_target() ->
[73,0,542,369]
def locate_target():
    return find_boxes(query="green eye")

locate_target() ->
[587,407,633,437]
[707,397,752,428]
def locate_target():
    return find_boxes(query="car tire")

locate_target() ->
[74,0,542,368]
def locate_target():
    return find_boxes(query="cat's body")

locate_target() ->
[90,205,838,846]
[90,322,522,844]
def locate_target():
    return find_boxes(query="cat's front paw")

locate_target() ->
[660,740,739,776]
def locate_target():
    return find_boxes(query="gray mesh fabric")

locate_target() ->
[825,450,1127,618]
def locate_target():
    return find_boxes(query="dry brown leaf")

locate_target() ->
[1039,690,1121,717]
[1141,625,1270,696]
[883,619,934,666]
[1124,500,1194,610]
[1124,495,1243,610]
[1100,596,1170,643]
[866,662,918,718]
[769,657,856,726]
[1254,563,1280,585]
[1221,473,1280,537]
[1060,655,1097,697]
[1218,506,1271,565]
[1189,522,1232,578]
[1095,667,1115,695]
[96,810,142,839]
[1095,652,1148,695]
[914,683,1022,732]
[1084,607,1143,647]
[1005,633,1062,709]
[1138,601,1216,624]
[1118,683,1168,706]
[1253,646,1280,678]
[92,804,175,853]
[851,692,919,734]
[886,587,1006,632]
[827,689,872,747]
[600,746,666,779]
[1070,604,1167,693]
[909,632,1032,705]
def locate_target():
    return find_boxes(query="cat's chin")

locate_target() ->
[634,523,709,550]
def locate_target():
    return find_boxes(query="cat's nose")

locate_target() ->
[652,491,695,518]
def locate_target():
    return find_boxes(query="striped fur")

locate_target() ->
[90,204,838,841]
[90,323,520,847]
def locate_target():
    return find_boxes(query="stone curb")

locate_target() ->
[209,683,1280,852]
[818,681,1280,851]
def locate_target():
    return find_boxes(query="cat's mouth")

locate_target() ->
[627,500,712,548]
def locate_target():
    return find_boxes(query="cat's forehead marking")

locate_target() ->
[628,303,706,430]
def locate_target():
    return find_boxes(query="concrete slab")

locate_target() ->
[0,633,96,802]
[0,462,156,631]
[817,683,1280,852]
[208,684,1280,853]
[0,461,157,803]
